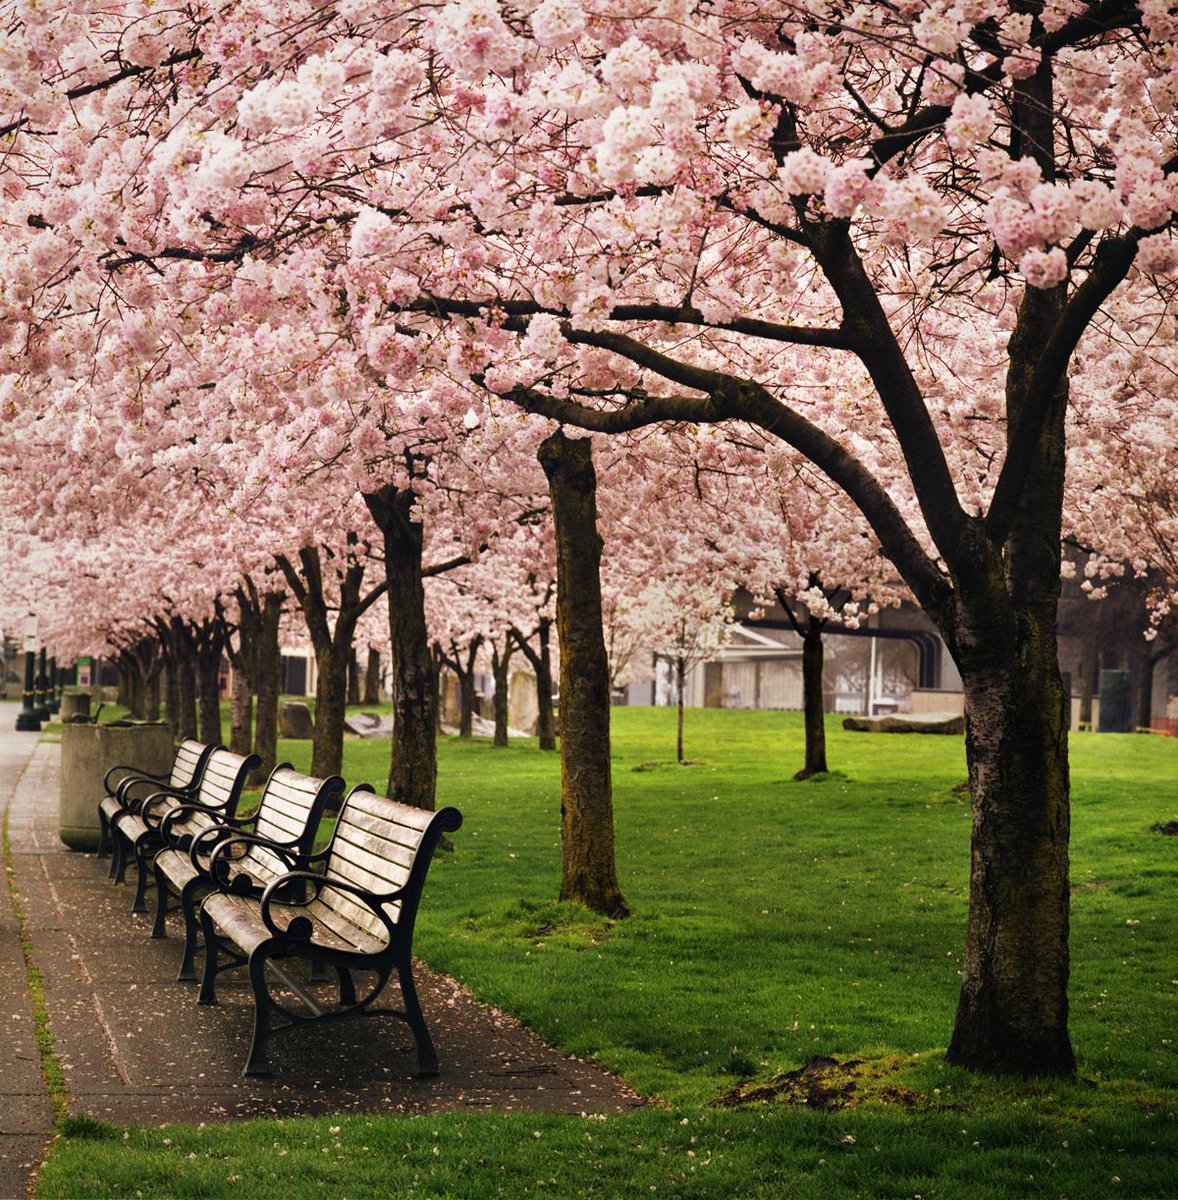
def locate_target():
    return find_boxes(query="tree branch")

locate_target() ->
[986,227,1143,542]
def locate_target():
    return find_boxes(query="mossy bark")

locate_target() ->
[364,486,438,811]
[251,591,283,783]
[538,431,628,918]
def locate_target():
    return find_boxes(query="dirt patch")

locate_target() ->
[1151,821,1178,836]
[713,1055,918,1111]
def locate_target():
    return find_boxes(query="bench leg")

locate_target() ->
[244,948,275,1076]
[110,832,128,883]
[150,861,171,938]
[97,807,110,857]
[175,880,204,982]
[197,909,220,1005]
[130,842,153,913]
[397,956,438,1077]
[338,966,356,1007]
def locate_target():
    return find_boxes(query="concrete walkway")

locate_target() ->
[0,705,641,1199]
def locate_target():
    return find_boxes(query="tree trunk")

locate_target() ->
[514,621,557,751]
[491,638,513,748]
[312,645,349,778]
[795,623,829,779]
[535,620,556,751]
[363,645,381,705]
[162,648,180,740]
[446,638,481,737]
[347,647,361,706]
[538,430,628,918]
[948,623,1073,1076]
[277,547,367,786]
[171,619,199,742]
[252,591,283,783]
[1135,650,1154,731]
[1078,633,1097,730]
[364,486,438,811]
[945,270,1075,1077]
[194,622,224,747]
[675,654,686,765]
[229,667,253,757]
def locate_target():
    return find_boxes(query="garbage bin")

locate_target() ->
[59,721,173,851]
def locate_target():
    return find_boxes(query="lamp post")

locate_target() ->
[49,657,62,713]
[34,647,51,722]
[15,613,41,732]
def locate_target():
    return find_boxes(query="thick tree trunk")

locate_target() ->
[675,655,686,764]
[538,431,628,918]
[795,624,828,779]
[364,487,438,810]
[948,624,1074,1076]
[163,655,179,739]
[171,619,199,742]
[347,647,361,706]
[946,262,1075,1076]
[229,667,253,758]
[363,645,381,705]
[251,591,283,782]
[491,639,513,748]
[194,623,224,747]
[311,645,349,779]
[117,662,132,711]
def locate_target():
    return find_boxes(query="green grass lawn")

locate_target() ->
[36,709,1177,1198]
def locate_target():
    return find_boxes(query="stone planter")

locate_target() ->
[60,692,92,721]
[60,722,173,851]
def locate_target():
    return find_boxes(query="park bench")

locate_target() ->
[197,789,462,1078]
[97,738,215,863]
[110,747,261,912]
[149,764,345,983]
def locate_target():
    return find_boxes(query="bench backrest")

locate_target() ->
[178,748,262,838]
[243,765,344,880]
[168,739,216,792]
[312,789,462,946]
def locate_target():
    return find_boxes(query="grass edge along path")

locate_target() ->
[2,763,69,1126]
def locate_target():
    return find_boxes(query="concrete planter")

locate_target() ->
[60,692,92,721]
[60,722,173,851]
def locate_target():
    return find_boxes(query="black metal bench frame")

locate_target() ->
[149,765,345,982]
[111,748,261,912]
[97,739,216,863]
[197,792,462,1078]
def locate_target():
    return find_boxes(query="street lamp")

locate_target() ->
[15,612,41,732]
[34,646,51,722]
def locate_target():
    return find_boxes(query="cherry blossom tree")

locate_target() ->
[3,0,1177,1077]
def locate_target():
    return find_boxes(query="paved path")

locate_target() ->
[0,706,641,1198]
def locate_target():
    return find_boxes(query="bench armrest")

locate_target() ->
[203,832,306,888]
[149,792,239,835]
[104,763,170,796]
[133,786,188,825]
[258,871,403,942]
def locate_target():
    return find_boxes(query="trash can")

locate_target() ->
[59,721,173,851]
